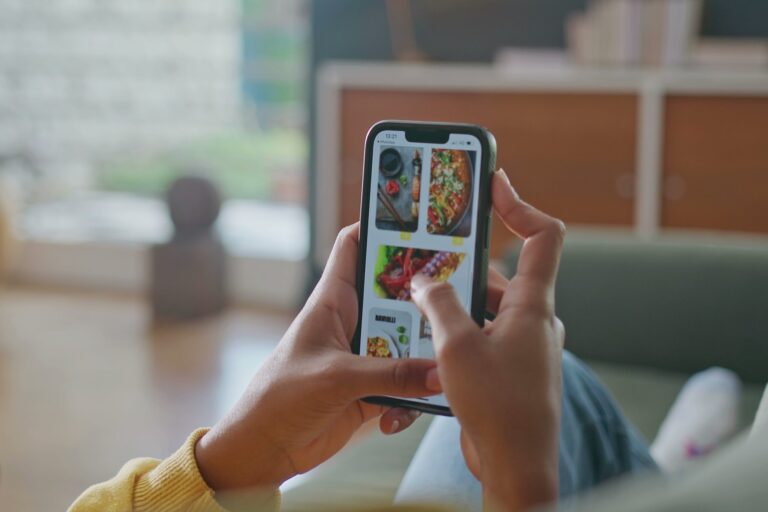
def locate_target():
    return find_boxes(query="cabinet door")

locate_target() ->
[337,89,638,257]
[662,95,768,233]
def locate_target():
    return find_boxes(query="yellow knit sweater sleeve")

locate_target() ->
[68,428,279,512]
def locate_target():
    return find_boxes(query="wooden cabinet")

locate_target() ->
[662,95,768,232]
[338,90,637,258]
[314,64,768,266]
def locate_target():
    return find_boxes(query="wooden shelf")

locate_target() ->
[314,62,768,266]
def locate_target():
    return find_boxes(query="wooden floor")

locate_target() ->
[0,286,294,511]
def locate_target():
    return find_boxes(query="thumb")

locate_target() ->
[410,274,478,355]
[343,355,441,399]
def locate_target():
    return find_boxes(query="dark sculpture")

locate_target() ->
[150,175,227,320]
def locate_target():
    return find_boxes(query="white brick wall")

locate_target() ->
[0,0,242,193]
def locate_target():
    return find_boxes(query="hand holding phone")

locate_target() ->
[411,170,566,510]
[196,223,440,492]
[195,126,565,512]
[353,121,497,415]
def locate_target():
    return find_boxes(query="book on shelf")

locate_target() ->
[690,39,768,69]
[663,0,703,66]
[567,0,705,68]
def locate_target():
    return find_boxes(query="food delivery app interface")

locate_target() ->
[360,129,482,407]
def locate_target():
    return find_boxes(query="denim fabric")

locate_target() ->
[394,351,658,511]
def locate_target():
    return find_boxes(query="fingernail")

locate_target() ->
[410,273,431,293]
[425,367,442,392]
[496,169,519,198]
[408,410,422,421]
[389,420,400,434]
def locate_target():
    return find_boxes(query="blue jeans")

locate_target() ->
[395,352,657,510]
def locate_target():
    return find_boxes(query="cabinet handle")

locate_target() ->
[664,174,686,201]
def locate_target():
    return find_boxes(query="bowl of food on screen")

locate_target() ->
[393,324,411,357]
[427,149,473,236]
[374,245,465,301]
[366,331,399,358]
[379,148,403,178]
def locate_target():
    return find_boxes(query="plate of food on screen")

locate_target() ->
[374,245,465,301]
[366,330,399,358]
[427,149,473,236]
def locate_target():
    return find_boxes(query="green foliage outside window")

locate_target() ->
[98,130,305,201]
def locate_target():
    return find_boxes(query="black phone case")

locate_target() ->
[352,120,497,416]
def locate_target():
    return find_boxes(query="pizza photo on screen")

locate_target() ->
[427,149,475,237]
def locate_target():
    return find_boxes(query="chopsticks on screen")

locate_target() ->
[377,184,408,230]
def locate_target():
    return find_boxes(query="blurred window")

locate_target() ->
[0,0,308,258]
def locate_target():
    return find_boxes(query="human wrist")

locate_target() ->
[478,425,559,510]
[481,464,558,511]
[194,423,287,492]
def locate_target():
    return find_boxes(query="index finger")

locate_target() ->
[492,170,565,294]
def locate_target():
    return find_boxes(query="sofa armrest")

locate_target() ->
[504,231,768,383]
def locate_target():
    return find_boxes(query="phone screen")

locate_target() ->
[359,129,484,409]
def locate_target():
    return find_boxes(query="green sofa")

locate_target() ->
[282,231,768,510]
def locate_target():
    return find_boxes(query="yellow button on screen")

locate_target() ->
[400,232,412,241]
[452,237,464,246]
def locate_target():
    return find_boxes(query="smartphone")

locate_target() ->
[352,120,497,416]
